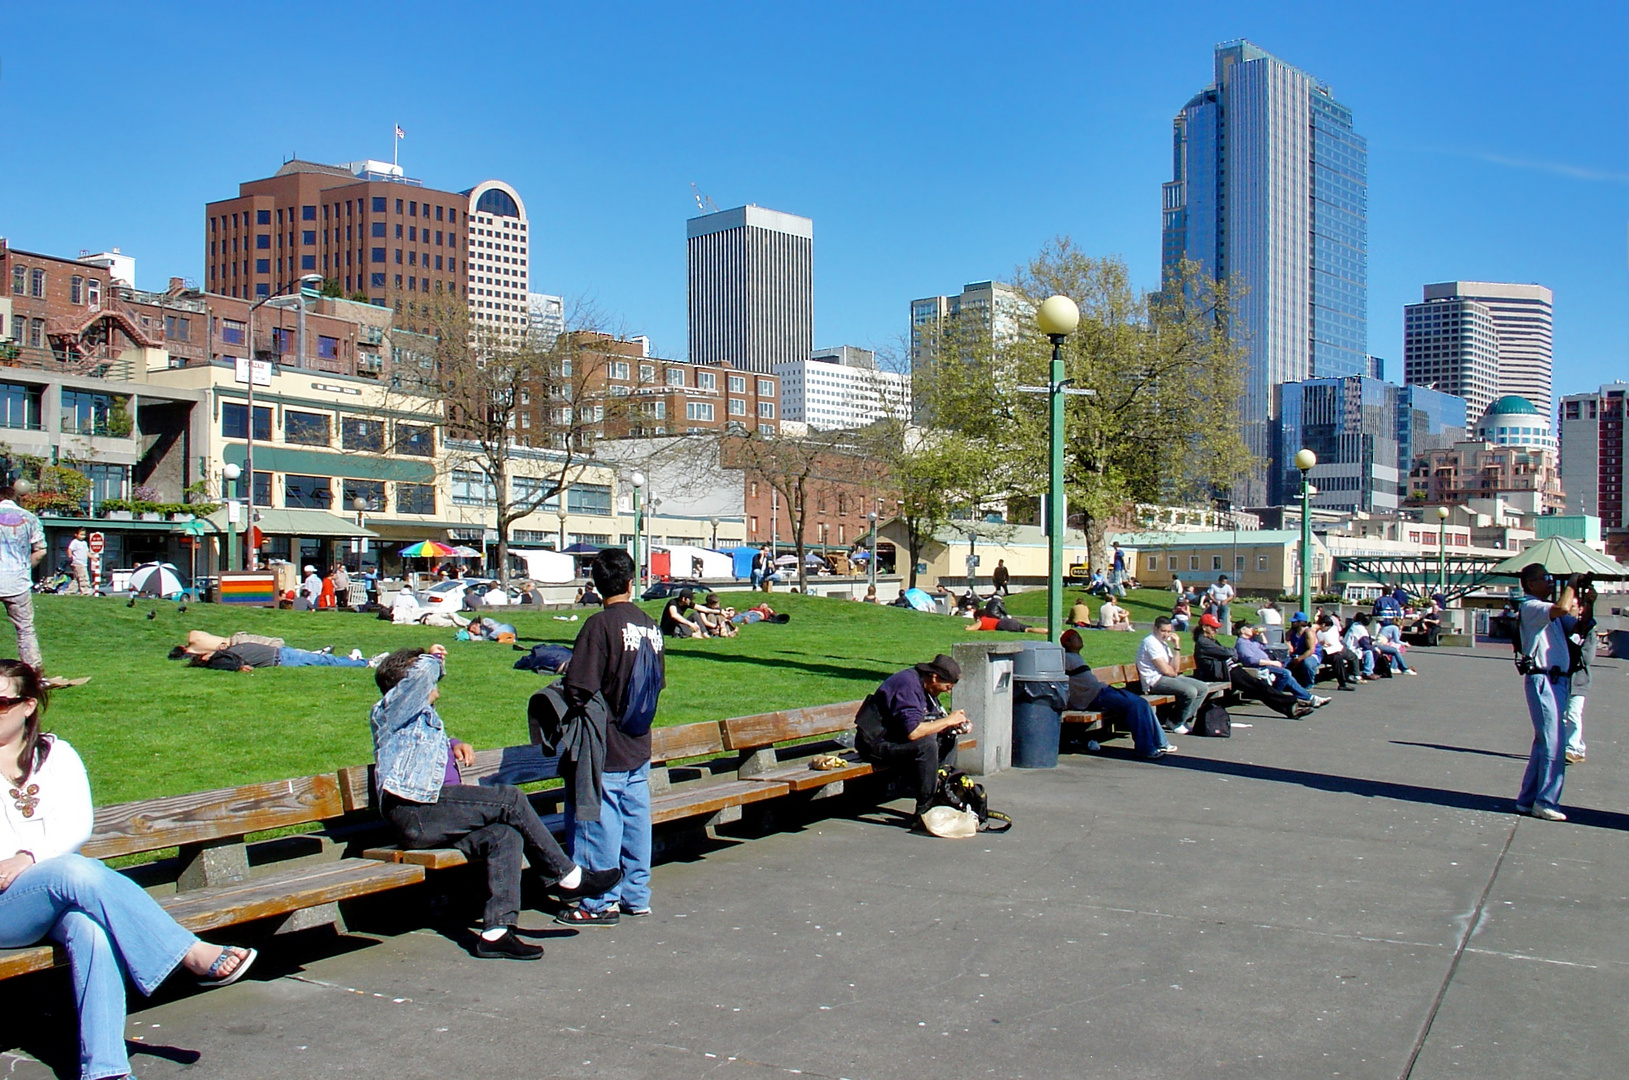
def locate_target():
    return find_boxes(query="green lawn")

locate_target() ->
[33,590,1154,804]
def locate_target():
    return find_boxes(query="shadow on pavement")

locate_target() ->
[1390,740,1529,761]
[1158,754,1629,831]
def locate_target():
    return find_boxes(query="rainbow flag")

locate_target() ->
[220,573,278,606]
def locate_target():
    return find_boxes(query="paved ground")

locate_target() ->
[3,643,1626,1079]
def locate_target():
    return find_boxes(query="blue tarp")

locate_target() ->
[726,547,758,580]
[902,587,937,612]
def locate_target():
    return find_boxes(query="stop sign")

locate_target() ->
[88,531,105,555]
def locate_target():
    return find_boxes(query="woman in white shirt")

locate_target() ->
[0,661,255,1080]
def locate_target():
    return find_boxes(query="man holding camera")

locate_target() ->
[1514,563,1575,821]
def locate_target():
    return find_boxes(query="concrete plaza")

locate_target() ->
[3,644,1625,1079]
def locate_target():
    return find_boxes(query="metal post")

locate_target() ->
[1047,334,1066,642]
[1299,473,1313,619]
[632,487,642,593]
[243,302,255,570]
[1438,517,1447,596]
[867,511,878,592]
[225,474,240,574]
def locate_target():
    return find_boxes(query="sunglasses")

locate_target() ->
[10,783,38,818]
[0,696,29,709]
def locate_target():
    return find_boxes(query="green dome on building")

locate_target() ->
[1482,395,1542,417]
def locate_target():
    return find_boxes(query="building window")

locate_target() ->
[371,273,386,288]
[729,398,746,416]
[1188,555,1199,571]
[758,379,775,396]
[728,375,746,393]
[271,327,293,354]
[686,402,714,421]
[666,368,684,386]
[256,235,270,250]
[284,410,330,446]
[1210,556,1222,571]
[70,276,83,304]
[395,423,434,456]
[256,210,271,225]
[302,230,316,246]
[342,478,384,510]
[371,222,386,238]
[29,269,45,297]
[395,482,435,515]
[371,248,386,263]
[696,371,716,390]
[61,390,124,436]
[10,266,23,295]
[284,474,332,509]
[164,315,190,342]
[301,255,317,270]
[220,319,246,346]
[758,401,775,418]
[758,423,774,435]
[221,403,272,441]
[567,483,612,515]
[302,205,316,221]
[317,335,340,359]
[256,258,270,274]
[341,417,385,451]
[608,361,629,381]
[0,382,42,431]
[451,469,496,507]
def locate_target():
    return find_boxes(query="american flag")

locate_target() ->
[395,125,405,139]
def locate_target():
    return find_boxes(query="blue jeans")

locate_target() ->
[1377,624,1402,645]
[1259,666,1313,701]
[567,763,652,914]
[1355,646,1377,677]
[1562,693,1586,756]
[277,647,366,667]
[1095,686,1168,757]
[1373,641,1409,673]
[1517,673,1568,812]
[0,854,196,1080]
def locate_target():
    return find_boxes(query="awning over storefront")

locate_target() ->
[202,507,380,539]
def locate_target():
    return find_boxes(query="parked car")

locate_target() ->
[417,578,497,612]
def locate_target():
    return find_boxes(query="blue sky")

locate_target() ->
[3,2,1624,398]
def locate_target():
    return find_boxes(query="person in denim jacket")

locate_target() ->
[370,644,620,959]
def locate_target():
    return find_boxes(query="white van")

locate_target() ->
[508,548,577,584]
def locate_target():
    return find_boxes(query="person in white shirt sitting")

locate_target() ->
[1315,613,1361,687]
[1098,598,1133,632]
[1256,600,1283,626]
[1136,617,1212,734]
[0,661,257,1080]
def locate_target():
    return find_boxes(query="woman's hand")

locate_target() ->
[0,851,35,891]
[452,741,476,768]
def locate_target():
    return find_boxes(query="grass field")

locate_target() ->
[30,588,1180,804]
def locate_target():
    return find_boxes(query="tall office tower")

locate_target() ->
[463,181,529,335]
[205,159,469,305]
[527,292,565,345]
[1420,281,1554,416]
[687,205,812,374]
[1272,377,1399,513]
[1162,40,1368,504]
[1559,383,1628,527]
[908,280,1029,368]
[776,346,912,431]
[1403,294,1500,421]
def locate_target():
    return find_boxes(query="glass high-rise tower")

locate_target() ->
[1162,40,1368,504]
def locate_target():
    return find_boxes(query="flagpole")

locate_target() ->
[393,123,399,169]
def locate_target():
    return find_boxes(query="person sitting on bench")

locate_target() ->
[1194,615,1314,718]
[1235,624,1328,709]
[1061,630,1173,759]
[370,644,620,960]
[1136,616,1211,734]
[854,654,970,826]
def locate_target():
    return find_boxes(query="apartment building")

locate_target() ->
[1411,440,1564,512]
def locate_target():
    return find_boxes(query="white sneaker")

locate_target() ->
[1172,724,1191,736]
[1311,695,1331,708]
[1529,806,1567,822]
[348,648,365,661]
[367,651,391,668]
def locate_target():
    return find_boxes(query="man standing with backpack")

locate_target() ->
[558,548,665,925]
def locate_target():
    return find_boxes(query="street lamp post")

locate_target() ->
[241,274,322,569]
[1436,505,1450,599]
[867,511,877,592]
[352,496,374,574]
[221,464,241,573]
[557,508,569,551]
[1295,448,1317,618]
[630,471,646,593]
[1036,295,1081,642]
[709,516,720,550]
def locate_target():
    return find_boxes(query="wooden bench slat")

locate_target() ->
[740,756,876,792]
[651,721,727,763]
[85,775,346,860]
[1060,711,1105,725]
[720,701,859,751]
[157,859,423,933]
[652,779,789,825]
[0,946,56,980]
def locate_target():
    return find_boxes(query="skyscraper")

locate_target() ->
[687,205,812,374]
[1419,281,1554,416]
[463,180,530,336]
[1162,40,1368,503]
[908,280,1029,369]
[1403,294,1500,421]
[1559,383,1628,527]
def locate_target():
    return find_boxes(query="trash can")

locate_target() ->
[1010,641,1069,769]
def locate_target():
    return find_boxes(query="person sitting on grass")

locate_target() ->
[660,590,703,638]
[1061,630,1173,759]
[854,654,970,828]
[0,660,258,1080]
[1256,600,1283,626]
[370,644,619,959]
[1068,595,1093,628]
[1235,624,1327,710]
[1097,596,1133,632]
[1170,596,1193,632]
[694,592,737,638]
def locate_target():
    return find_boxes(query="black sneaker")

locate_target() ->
[555,905,620,927]
[553,867,622,902]
[473,928,543,960]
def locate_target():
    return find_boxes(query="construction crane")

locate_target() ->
[691,183,720,214]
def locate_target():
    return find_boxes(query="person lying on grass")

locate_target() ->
[169,634,373,670]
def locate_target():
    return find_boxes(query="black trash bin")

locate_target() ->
[1011,642,1068,769]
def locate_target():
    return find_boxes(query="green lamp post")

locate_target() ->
[1036,295,1080,642]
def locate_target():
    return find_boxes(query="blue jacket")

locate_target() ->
[370,655,449,804]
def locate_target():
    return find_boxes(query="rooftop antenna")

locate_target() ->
[691,183,719,214]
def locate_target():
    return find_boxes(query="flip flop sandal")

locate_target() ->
[198,946,257,989]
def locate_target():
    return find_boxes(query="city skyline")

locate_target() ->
[2,3,1622,400]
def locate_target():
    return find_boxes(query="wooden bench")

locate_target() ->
[353,721,794,870]
[1061,657,1223,738]
[0,773,426,980]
